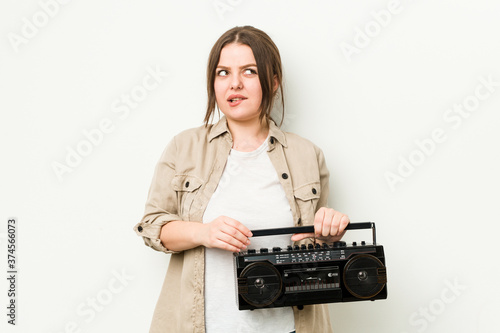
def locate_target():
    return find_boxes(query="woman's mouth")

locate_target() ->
[229,97,244,102]
[227,95,247,106]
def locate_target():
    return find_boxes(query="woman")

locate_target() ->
[134,26,350,333]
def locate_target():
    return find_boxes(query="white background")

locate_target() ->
[1,0,499,332]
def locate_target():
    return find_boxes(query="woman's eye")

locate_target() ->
[244,69,257,75]
[217,69,228,76]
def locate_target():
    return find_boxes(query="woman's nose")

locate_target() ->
[230,75,242,90]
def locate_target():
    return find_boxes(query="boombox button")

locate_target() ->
[361,241,366,245]
[272,247,282,252]
[287,245,293,251]
[260,248,269,253]
[308,244,314,250]
[293,245,300,251]
[300,244,307,250]
[247,249,256,254]
[333,241,346,248]
[352,241,357,246]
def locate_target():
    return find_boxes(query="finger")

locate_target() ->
[291,232,315,242]
[338,215,350,235]
[220,227,251,248]
[313,208,326,237]
[322,209,335,237]
[223,217,253,237]
[220,220,251,247]
[330,211,342,237]
[213,238,243,253]
[216,231,249,250]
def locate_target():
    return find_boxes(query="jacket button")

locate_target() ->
[281,173,288,179]
[297,218,301,225]
[312,188,317,195]
[185,181,190,188]
[138,226,143,232]
[270,137,274,144]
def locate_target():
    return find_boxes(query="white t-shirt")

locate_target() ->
[203,135,295,333]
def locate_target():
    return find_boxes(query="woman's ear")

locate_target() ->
[273,74,279,93]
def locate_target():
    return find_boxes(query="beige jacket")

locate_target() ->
[134,116,333,333]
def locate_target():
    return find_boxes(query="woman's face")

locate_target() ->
[214,43,263,125]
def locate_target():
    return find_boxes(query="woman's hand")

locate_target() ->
[291,207,350,243]
[199,216,253,252]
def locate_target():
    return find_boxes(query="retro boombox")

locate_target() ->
[234,222,387,310]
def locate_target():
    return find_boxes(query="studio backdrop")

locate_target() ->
[1,1,499,332]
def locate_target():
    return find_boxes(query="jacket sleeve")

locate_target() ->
[133,136,182,254]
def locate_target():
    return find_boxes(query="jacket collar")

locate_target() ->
[208,115,288,148]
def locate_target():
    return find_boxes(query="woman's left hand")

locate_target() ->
[291,207,350,243]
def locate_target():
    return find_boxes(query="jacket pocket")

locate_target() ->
[293,181,321,226]
[171,174,204,221]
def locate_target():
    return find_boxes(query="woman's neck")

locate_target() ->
[227,117,270,152]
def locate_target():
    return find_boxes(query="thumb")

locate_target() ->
[291,232,315,242]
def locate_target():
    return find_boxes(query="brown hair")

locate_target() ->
[204,26,284,127]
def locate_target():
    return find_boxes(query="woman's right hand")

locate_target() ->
[199,216,253,252]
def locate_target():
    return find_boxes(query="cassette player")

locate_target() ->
[234,222,387,310]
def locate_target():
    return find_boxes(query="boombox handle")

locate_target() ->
[251,222,377,245]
